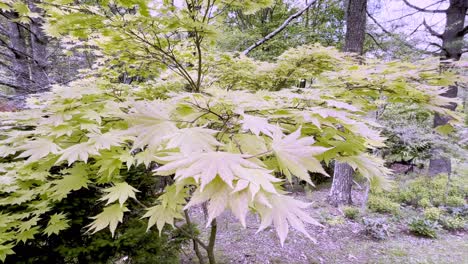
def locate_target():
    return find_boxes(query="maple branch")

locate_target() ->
[0,80,22,90]
[402,0,447,13]
[244,149,273,159]
[423,19,443,39]
[242,0,317,55]
[385,0,445,22]
[366,11,436,55]
[366,32,386,51]
[458,25,468,36]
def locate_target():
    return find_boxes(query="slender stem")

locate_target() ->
[244,150,273,159]
[184,210,206,264]
[207,218,217,264]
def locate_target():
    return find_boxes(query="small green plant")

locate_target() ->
[326,216,346,226]
[424,207,442,221]
[396,175,466,208]
[362,217,390,240]
[418,197,432,208]
[445,196,465,207]
[439,216,466,231]
[343,206,360,220]
[408,218,439,238]
[368,195,400,215]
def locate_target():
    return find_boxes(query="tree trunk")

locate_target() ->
[328,0,367,206]
[328,161,354,206]
[441,0,467,61]
[343,0,367,55]
[28,1,49,92]
[428,0,467,176]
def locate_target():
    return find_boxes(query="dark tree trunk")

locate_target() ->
[428,0,467,176]
[328,161,354,206]
[343,0,367,55]
[328,0,367,206]
[441,0,467,61]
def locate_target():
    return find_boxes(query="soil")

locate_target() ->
[180,185,468,264]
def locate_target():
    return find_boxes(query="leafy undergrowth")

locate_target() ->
[182,186,467,264]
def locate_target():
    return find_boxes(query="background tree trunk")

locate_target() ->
[328,161,354,206]
[328,0,367,206]
[428,0,467,176]
[343,0,367,54]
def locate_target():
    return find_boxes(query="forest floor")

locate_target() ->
[181,184,468,264]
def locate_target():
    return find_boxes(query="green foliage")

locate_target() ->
[439,216,466,231]
[408,218,439,238]
[445,196,466,207]
[343,206,360,220]
[423,207,442,221]
[394,175,467,208]
[368,195,400,215]
[0,73,397,258]
[219,0,345,61]
[362,217,390,240]
[326,216,345,226]
[380,105,433,164]
[6,188,187,264]
[0,1,463,261]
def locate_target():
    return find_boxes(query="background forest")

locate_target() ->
[0,0,467,263]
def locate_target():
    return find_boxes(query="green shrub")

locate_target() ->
[418,197,432,208]
[343,206,360,220]
[368,195,400,215]
[408,218,439,238]
[7,165,190,264]
[363,217,390,240]
[395,175,466,208]
[445,196,465,207]
[326,216,345,226]
[439,216,466,231]
[424,207,442,221]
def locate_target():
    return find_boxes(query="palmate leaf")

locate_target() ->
[337,154,392,190]
[50,164,89,200]
[255,194,322,246]
[232,168,281,198]
[272,129,330,184]
[88,131,123,151]
[164,127,222,154]
[155,152,263,190]
[143,185,186,234]
[100,182,140,206]
[143,205,184,234]
[87,203,129,237]
[56,142,100,166]
[239,113,282,137]
[16,138,61,162]
[123,100,178,150]
[16,227,40,244]
[0,243,14,263]
[43,213,70,236]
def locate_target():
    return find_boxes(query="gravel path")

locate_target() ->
[181,187,468,264]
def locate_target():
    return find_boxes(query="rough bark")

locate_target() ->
[28,1,49,91]
[328,0,367,206]
[328,161,354,206]
[343,0,367,55]
[7,17,30,93]
[440,0,467,61]
[427,0,467,176]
